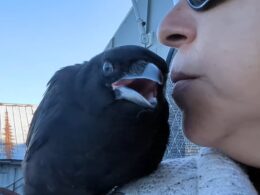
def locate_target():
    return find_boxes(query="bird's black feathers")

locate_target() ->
[23,45,169,195]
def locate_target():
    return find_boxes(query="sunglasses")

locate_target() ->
[173,0,212,11]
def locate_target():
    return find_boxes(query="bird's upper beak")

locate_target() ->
[112,63,163,108]
[118,63,163,85]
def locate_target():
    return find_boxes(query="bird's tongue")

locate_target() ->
[112,79,158,101]
[112,63,162,108]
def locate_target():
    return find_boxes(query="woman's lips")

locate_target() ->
[171,71,198,83]
[171,71,200,109]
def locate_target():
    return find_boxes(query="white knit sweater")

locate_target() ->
[115,148,257,195]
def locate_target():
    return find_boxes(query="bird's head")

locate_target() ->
[80,45,168,109]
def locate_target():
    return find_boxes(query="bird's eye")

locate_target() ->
[102,62,114,76]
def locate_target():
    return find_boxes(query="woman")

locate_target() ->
[116,0,260,194]
[159,0,260,192]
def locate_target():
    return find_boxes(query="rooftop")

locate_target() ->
[0,103,37,160]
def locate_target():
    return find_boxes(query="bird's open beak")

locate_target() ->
[112,63,163,108]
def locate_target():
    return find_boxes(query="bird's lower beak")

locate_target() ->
[112,63,163,108]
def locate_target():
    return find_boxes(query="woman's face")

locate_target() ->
[158,0,260,165]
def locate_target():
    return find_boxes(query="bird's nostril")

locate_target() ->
[167,34,187,42]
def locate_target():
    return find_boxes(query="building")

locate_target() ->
[0,103,37,194]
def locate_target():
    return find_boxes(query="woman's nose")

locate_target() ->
[158,1,197,49]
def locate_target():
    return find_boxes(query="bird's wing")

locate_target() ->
[25,64,82,161]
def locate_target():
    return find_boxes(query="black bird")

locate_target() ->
[23,45,169,195]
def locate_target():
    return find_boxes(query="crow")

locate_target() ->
[23,45,169,195]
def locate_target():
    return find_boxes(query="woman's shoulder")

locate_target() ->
[116,148,257,195]
[196,148,257,194]
[117,155,197,194]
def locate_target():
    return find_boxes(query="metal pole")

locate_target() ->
[131,0,146,35]
[131,0,151,47]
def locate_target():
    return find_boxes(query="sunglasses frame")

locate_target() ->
[187,0,212,10]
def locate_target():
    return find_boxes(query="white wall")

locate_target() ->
[106,0,173,58]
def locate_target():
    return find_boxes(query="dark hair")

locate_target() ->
[240,164,260,192]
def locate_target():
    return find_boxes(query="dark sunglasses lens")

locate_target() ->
[188,0,210,9]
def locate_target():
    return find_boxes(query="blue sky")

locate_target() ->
[0,1,132,104]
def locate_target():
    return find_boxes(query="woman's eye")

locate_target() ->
[102,62,114,76]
